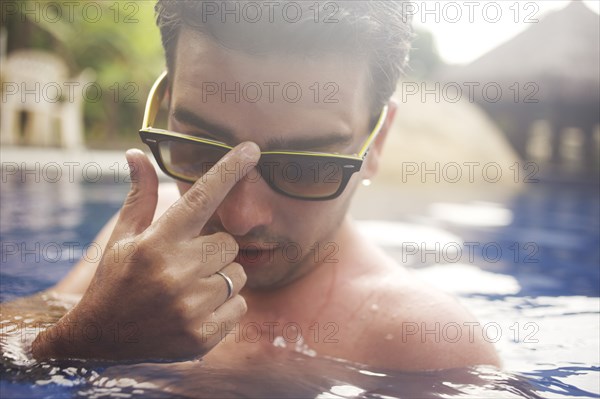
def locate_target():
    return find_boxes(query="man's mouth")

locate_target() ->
[235,244,280,268]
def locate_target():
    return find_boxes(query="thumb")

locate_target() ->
[109,149,159,242]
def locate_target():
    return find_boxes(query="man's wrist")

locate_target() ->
[31,311,87,360]
[31,324,66,360]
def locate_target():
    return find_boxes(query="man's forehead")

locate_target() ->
[167,28,374,148]
[171,28,371,110]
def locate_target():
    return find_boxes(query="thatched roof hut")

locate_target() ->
[438,1,599,171]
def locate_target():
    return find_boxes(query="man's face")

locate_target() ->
[169,28,375,290]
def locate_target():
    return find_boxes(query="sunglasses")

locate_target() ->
[139,71,388,200]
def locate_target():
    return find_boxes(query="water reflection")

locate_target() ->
[1,177,599,398]
[0,178,128,302]
[1,352,545,399]
[3,292,597,398]
[429,202,514,227]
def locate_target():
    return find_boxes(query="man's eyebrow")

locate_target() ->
[172,106,237,143]
[172,105,354,151]
[265,133,353,152]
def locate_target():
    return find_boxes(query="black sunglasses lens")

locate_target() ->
[158,140,228,181]
[157,139,350,199]
[260,155,345,199]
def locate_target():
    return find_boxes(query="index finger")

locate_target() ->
[151,141,261,240]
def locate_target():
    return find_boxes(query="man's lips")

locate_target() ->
[238,242,281,251]
[235,244,279,267]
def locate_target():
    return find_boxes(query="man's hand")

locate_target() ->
[32,142,261,361]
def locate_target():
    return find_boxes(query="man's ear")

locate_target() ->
[362,98,398,180]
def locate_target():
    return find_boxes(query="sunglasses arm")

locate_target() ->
[142,71,169,130]
[357,105,389,157]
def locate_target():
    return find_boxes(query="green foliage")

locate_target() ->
[4,0,165,148]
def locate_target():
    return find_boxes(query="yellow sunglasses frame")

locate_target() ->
[140,71,388,159]
[139,71,389,200]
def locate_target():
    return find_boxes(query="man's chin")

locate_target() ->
[234,251,283,290]
[241,261,314,292]
[235,248,277,270]
[243,272,290,291]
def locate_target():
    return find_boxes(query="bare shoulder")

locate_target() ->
[352,258,501,371]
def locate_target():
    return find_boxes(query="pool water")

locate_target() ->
[1,176,598,398]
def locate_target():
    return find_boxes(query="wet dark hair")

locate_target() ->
[155,0,413,114]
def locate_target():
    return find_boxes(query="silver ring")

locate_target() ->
[215,271,234,300]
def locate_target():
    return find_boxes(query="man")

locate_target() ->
[28,0,499,370]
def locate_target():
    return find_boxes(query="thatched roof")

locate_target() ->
[438,1,599,102]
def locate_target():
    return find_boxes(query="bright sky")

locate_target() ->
[415,0,600,65]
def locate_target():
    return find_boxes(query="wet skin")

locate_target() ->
[31,28,500,370]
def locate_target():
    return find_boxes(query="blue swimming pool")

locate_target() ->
[1,173,598,398]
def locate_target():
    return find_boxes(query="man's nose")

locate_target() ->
[216,172,273,237]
